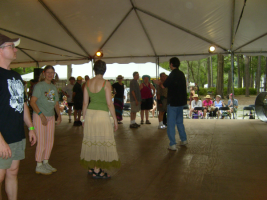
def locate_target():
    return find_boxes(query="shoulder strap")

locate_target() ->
[102,80,106,87]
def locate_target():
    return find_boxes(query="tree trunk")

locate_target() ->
[237,55,242,88]
[207,57,211,88]
[227,69,232,94]
[265,57,267,91]
[197,61,200,84]
[210,57,213,87]
[216,54,224,98]
[256,56,261,94]
[245,55,250,97]
[187,61,196,83]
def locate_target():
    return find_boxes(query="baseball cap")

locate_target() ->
[77,76,83,81]
[0,33,20,47]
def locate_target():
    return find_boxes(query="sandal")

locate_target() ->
[141,120,144,124]
[145,120,151,124]
[88,168,104,175]
[88,168,95,175]
[92,170,111,179]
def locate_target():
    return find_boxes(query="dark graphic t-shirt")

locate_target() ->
[0,67,26,144]
[73,82,83,104]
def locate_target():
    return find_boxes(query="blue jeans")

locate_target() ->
[167,105,187,146]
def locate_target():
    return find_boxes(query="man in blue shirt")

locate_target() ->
[163,57,188,150]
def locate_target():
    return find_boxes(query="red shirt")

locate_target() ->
[140,83,153,99]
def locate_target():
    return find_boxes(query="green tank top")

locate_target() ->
[87,81,109,112]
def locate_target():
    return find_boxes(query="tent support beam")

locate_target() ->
[99,7,134,50]
[136,7,228,52]
[131,0,157,56]
[231,52,235,119]
[0,28,86,58]
[17,47,39,67]
[233,32,267,52]
[38,0,91,59]
[230,0,235,50]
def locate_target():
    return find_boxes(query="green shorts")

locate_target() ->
[0,139,26,169]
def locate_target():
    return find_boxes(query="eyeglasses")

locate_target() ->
[0,44,15,49]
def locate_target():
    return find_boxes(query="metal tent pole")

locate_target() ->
[231,52,235,119]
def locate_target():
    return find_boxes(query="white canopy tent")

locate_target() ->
[21,62,170,81]
[0,0,266,68]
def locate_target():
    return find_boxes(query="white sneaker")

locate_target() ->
[44,163,57,172]
[180,140,188,146]
[36,165,52,175]
[168,145,177,151]
[158,125,167,129]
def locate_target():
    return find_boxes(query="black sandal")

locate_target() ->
[93,172,111,179]
[88,168,105,175]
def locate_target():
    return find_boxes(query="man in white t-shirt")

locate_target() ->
[189,94,202,118]
[62,77,75,123]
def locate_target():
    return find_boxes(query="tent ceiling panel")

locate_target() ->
[0,0,266,67]
[233,0,267,52]
[138,11,226,56]
[135,0,232,50]
[0,1,85,56]
[44,0,132,56]
[102,11,155,57]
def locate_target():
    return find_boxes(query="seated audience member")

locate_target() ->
[190,94,202,118]
[202,95,213,118]
[213,95,225,118]
[227,93,238,118]
[59,96,68,113]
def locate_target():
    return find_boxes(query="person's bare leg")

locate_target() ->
[141,110,144,121]
[145,110,149,121]
[77,110,82,121]
[5,160,20,200]
[158,111,164,122]
[189,109,194,118]
[74,109,77,121]
[131,112,136,121]
[0,169,6,200]
[203,109,207,117]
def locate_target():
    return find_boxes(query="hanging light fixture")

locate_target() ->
[208,45,216,53]
[95,50,103,58]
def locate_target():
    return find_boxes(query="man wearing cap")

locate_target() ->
[72,76,83,126]
[202,95,213,119]
[190,94,202,118]
[0,33,36,199]
[62,77,76,123]
[162,57,188,150]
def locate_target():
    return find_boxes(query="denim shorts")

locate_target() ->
[0,139,26,169]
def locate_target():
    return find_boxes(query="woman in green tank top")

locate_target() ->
[80,60,121,179]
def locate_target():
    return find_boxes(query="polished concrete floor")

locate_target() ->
[2,117,267,200]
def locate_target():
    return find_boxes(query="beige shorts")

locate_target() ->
[130,101,141,113]
[0,139,26,169]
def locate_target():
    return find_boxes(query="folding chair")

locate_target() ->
[192,107,203,119]
[219,106,231,119]
[243,106,255,119]
[183,104,190,118]
[123,103,131,116]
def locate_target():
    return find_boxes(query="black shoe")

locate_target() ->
[73,121,79,126]
[78,121,83,126]
[130,124,138,128]
[134,123,141,127]
[69,119,72,123]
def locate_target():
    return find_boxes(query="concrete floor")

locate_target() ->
[2,116,267,200]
